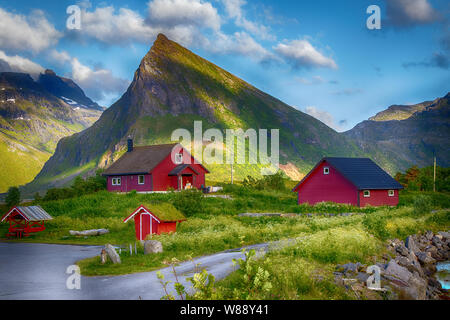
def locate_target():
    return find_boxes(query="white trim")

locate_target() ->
[1,207,28,222]
[138,175,145,185]
[175,153,183,164]
[112,177,121,186]
[123,206,161,224]
[388,190,395,197]
[363,190,370,198]
[323,167,330,175]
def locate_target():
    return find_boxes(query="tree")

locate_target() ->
[5,187,20,208]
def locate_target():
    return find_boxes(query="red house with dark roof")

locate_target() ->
[292,157,403,207]
[103,140,209,192]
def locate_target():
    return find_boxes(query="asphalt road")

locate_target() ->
[0,242,270,300]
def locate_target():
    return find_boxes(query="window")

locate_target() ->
[175,153,183,164]
[112,177,121,186]
[363,190,370,198]
[323,167,330,175]
[388,190,395,197]
[138,175,145,185]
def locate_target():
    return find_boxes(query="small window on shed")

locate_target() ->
[138,175,145,185]
[388,190,395,197]
[323,167,330,175]
[363,190,370,198]
[112,178,121,186]
[175,153,183,164]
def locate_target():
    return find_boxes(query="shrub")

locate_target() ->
[412,195,432,215]
[173,189,204,216]
[5,186,20,207]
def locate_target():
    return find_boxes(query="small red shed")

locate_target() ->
[123,204,186,240]
[1,206,53,238]
[292,157,404,207]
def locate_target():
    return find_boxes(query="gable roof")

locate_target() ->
[293,157,404,191]
[103,143,209,176]
[123,204,186,223]
[168,164,199,176]
[103,143,178,176]
[1,206,53,222]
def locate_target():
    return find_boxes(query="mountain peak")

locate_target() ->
[44,69,57,76]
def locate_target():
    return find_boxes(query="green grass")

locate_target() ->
[1,187,449,299]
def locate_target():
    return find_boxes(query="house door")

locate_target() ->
[182,175,193,189]
[140,213,158,240]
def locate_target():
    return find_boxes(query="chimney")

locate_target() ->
[127,137,133,152]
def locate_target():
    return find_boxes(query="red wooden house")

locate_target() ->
[103,140,209,192]
[123,204,186,240]
[292,157,403,207]
[1,206,53,238]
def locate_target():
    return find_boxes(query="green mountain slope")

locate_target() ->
[345,93,450,172]
[27,34,373,192]
[0,72,102,192]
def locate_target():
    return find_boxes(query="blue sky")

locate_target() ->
[0,0,448,131]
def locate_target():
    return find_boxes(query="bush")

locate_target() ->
[5,186,20,207]
[43,171,106,201]
[412,195,432,215]
[242,171,287,191]
[173,189,204,216]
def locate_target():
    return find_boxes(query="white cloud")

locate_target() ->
[211,32,276,62]
[386,0,439,26]
[70,58,130,104]
[0,8,61,54]
[303,106,344,131]
[0,50,45,78]
[149,0,221,31]
[78,6,157,44]
[274,39,337,69]
[48,50,72,65]
[222,0,274,40]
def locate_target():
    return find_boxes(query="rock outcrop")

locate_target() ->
[334,230,449,300]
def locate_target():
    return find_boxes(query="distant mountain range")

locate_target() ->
[345,93,449,171]
[8,34,448,195]
[0,71,103,192]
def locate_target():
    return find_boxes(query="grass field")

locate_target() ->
[1,185,449,299]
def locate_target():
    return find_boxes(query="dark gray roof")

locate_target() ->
[103,143,178,176]
[168,164,199,176]
[323,157,404,190]
[1,206,53,222]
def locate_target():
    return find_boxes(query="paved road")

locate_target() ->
[0,242,270,300]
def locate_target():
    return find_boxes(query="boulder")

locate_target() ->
[144,240,163,254]
[395,245,409,257]
[425,231,434,241]
[416,252,436,266]
[405,236,419,254]
[384,260,427,300]
[104,244,121,264]
[437,231,450,240]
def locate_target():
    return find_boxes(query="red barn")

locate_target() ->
[123,204,186,240]
[103,140,209,192]
[292,157,403,207]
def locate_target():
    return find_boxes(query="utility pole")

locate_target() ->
[433,155,436,192]
[231,163,233,185]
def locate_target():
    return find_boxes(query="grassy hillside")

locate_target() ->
[0,72,102,192]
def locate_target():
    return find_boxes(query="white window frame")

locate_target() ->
[388,190,395,197]
[112,177,121,186]
[138,175,145,185]
[175,153,183,164]
[363,190,370,198]
[323,167,330,175]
